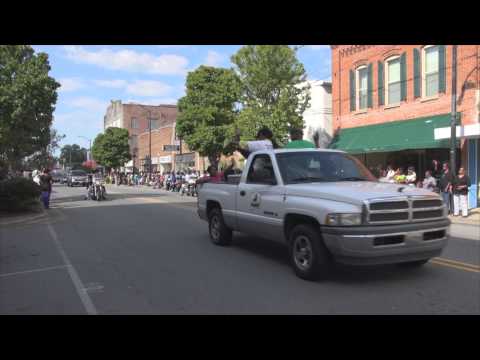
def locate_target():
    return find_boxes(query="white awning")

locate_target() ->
[434,123,480,140]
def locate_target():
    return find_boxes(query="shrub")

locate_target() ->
[0,177,42,212]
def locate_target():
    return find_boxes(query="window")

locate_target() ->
[131,118,138,129]
[247,155,276,185]
[357,66,368,110]
[150,119,159,130]
[423,46,439,97]
[386,57,401,105]
[130,135,138,148]
[276,152,377,185]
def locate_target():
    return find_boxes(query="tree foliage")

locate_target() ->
[91,127,131,170]
[176,66,241,167]
[231,45,310,145]
[0,45,60,170]
[59,144,87,168]
[24,128,65,170]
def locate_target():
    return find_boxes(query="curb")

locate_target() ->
[0,208,46,226]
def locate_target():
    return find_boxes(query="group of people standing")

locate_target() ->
[374,160,471,217]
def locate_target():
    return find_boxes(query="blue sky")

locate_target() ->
[32,45,332,153]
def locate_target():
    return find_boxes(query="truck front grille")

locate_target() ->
[370,212,409,222]
[366,196,445,225]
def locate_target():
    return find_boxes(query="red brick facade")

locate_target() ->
[331,45,479,131]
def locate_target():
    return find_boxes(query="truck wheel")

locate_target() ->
[288,224,331,281]
[208,207,232,246]
[397,259,429,268]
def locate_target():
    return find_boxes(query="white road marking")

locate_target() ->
[0,265,68,278]
[46,222,98,315]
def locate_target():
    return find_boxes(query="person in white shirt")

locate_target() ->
[406,166,417,186]
[385,165,396,183]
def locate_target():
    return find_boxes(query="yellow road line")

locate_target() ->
[431,258,480,273]
[435,257,480,270]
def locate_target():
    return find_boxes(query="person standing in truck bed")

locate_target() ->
[285,128,316,149]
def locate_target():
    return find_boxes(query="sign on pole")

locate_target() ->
[163,145,180,152]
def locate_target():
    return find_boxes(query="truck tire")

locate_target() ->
[288,224,331,281]
[208,207,232,246]
[397,259,429,268]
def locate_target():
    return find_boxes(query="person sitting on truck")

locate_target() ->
[285,128,316,149]
[197,165,224,185]
[235,127,278,159]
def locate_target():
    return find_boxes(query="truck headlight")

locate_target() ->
[326,213,362,226]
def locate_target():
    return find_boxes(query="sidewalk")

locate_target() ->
[449,208,480,226]
[0,203,46,226]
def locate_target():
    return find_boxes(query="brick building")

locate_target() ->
[330,45,480,208]
[103,100,207,173]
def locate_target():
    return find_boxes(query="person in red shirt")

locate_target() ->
[197,165,224,185]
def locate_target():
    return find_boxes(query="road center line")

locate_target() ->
[435,257,480,270]
[46,221,98,315]
[430,259,480,273]
[0,265,69,278]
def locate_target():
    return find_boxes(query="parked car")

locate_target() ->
[51,170,66,183]
[197,149,450,281]
[67,170,88,187]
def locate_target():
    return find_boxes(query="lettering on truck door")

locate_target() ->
[236,154,284,240]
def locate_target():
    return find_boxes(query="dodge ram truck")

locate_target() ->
[197,149,450,281]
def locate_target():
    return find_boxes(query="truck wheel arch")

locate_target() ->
[206,200,221,217]
[284,214,321,242]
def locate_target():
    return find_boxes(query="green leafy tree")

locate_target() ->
[59,144,87,168]
[0,45,60,171]
[231,45,310,145]
[91,127,131,170]
[24,128,65,170]
[176,66,241,168]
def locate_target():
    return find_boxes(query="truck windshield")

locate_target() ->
[71,171,86,176]
[276,151,377,184]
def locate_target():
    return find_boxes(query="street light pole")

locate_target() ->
[450,45,458,176]
[78,136,92,161]
[148,110,152,179]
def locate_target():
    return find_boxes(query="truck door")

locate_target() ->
[237,154,284,241]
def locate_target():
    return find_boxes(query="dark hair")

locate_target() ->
[290,128,303,139]
[257,127,273,139]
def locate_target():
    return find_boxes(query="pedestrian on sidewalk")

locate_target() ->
[439,162,453,214]
[453,167,471,218]
[422,170,437,192]
[39,168,53,209]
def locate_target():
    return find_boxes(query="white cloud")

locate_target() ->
[67,97,109,113]
[157,45,189,49]
[125,80,172,97]
[63,45,189,75]
[93,79,128,88]
[125,98,178,106]
[58,77,86,92]
[306,45,329,50]
[204,50,225,67]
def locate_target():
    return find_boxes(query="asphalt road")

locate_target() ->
[0,183,478,314]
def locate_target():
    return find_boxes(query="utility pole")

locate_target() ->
[148,110,152,179]
[450,45,458,176]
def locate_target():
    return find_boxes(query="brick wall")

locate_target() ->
[331,45,479,131]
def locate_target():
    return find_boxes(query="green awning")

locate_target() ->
[329,113,457,154]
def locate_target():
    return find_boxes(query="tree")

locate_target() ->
[24,128,65,170]
[0,45,60,171]
[59,144,87,168]
[231,45,310,145]
[176,66,241,167]
[91,127,131,170]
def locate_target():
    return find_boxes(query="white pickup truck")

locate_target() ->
[197,149,450,281]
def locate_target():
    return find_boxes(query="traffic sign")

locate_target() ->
[163,145,180,152]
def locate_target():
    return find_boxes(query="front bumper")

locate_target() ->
[321,219,450,265]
